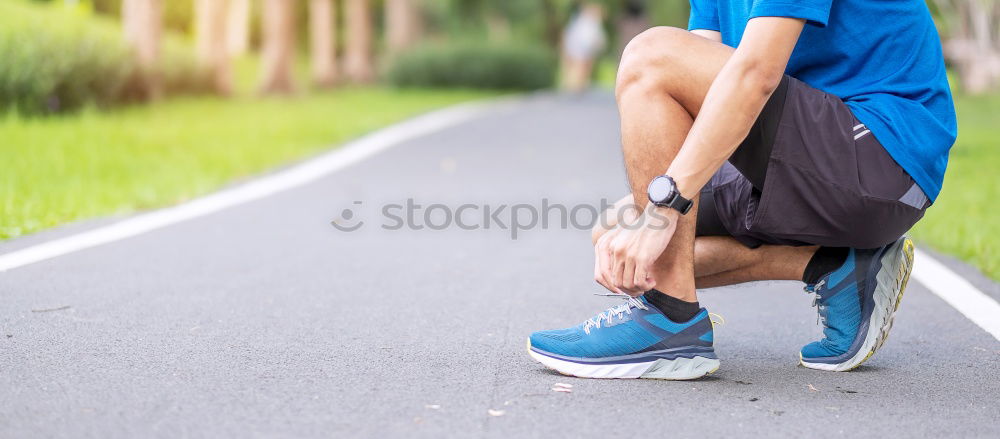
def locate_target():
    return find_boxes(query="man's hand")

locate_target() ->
[594,204,679,296]
[593,200,635,293]
[591,194,636,245]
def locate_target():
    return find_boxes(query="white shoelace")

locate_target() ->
[805,279,828,326]
[582,293,648,334]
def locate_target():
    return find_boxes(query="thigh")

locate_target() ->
[619,27,734,117]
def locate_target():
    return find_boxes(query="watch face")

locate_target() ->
[647,176,676,203]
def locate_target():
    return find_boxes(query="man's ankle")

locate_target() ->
[643,289,700,322]
[802,247,849,285]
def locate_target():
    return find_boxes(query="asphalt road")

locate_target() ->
[2,93,998,438]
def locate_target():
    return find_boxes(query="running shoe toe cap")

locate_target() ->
[800,339,845,360]
[529,329,582,354]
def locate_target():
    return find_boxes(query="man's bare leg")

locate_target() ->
[694,236,815,288]
[615,27,735,302]
[595,218,815,289]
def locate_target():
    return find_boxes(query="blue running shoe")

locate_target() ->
[527,295,719,380]
[800,237,914,371]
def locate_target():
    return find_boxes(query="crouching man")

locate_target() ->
[528,0,956,379]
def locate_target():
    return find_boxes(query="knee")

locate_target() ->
[616,26,690,97]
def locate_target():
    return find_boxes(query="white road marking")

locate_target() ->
[913,249,1000,341]
[2,98,998,345]
[0,99,507,272]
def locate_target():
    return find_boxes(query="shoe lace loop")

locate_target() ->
[708,312,726,326]
[804,279,828,326]
[583,293,648,334]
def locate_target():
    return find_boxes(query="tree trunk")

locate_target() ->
[259,0,296,94]
[310,0,338,87]
[385,0,423,54]
[344,0,375,83]
[541,0,561,48]
[194,0,233,95]
[226,0,251,57]
[122,0,163,98]
[965,0,1000,93]
[934,0,1000,94]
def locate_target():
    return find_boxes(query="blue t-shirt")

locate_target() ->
[689,0,957,201]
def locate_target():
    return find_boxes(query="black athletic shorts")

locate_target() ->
[696,75,930,249]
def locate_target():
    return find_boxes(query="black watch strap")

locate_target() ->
[664,192,693,215]
[647,175,693,215]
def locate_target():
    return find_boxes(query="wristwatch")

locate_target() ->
[647,175,693,214]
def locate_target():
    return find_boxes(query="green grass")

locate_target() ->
[0,88,496,240]
[911,93,1000,280]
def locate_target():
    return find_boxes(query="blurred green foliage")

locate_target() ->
[36,0,695,90]
[1,0,209,114]
[912,93,1000,280]
[386,42,556,90]
[0,1,131,113]
[646,0,691,28]
[425,0,563,43]
[85,0,195,36]
[420,0,691,62]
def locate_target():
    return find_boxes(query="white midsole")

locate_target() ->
[528,346,720,380]
[801,238,914,372]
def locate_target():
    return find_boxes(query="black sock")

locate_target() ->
[643,289,700,322]
[802,247,849,285]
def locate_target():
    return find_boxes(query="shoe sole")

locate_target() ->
[527,338,720,380]
[800,237,914,372]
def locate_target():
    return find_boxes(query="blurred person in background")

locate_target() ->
[560,1,606,92]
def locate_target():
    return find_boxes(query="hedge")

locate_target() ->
[386,42,557,90]
[0,1,208,114]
